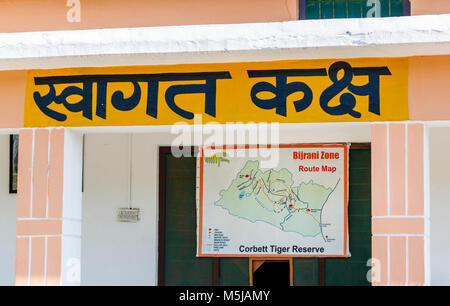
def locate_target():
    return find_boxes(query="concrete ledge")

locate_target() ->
[1,14,450,70]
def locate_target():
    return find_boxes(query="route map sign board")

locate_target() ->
[25,58,408,128]
[196,144,349,257]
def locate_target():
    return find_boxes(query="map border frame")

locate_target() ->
[196,143,349,258]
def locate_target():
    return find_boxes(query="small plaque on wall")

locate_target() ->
[117,208,140,223]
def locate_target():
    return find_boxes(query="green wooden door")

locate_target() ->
[324,148,372,285]
[161,148,371,286]
[293,148,372,286]
[218,258,249,286]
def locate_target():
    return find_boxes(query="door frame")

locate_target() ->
[157,143,371,286]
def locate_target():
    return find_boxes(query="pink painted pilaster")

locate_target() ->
[371,123,426,286]
[15,128,82,286]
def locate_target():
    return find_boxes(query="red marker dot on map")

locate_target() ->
[245,175,249,178]
[307,209,310,212]
[326,236,328,238]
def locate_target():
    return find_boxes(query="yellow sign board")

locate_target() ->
[24,58,409,127]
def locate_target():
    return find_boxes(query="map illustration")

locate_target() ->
[214,160,340,240]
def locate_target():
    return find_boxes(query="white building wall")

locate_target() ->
[429,127,450,285]
[0,135,16,286]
